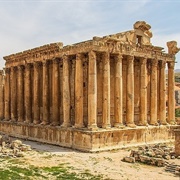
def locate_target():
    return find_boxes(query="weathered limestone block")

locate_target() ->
[123,156,135,163]
[175,129,180,156]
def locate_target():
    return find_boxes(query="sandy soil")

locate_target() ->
[16,139,180,180]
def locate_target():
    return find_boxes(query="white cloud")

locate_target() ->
[0,0,179,69]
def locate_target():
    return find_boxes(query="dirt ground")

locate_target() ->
[10,139,179,180]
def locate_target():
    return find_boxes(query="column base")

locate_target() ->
[33,120,41,125]
[159,121,168,125]
[10,118,17,122]
[87,124,98,131]
[74,124,84,129]
[126,123,136,128]
[114,123,124,128]
[61,123,71,128]
[102,124,111,129]
[24,120,31,124]
[40,121,50,126]
[168,121,176,125]
[50,122,60,126]
[149,122,159,126]
[137,122,148,126]
[18,119,24,123]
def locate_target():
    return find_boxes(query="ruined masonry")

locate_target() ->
[0,21,179,152]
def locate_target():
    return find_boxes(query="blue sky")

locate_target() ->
[0,0,180,68]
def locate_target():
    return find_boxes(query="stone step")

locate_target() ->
[165,164,179,173]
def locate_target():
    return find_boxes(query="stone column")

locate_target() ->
[0,70,4,119]
[114,54,123,127]
[139,57,148,126]
[4,68,10,120]
[88,51,98,130]
[42,60,49,125]
[159,61,167,125]
[62,55,71,127]
[150,59,158,125]
[75,54,84,128]
[25,64,32,123]
[168,61,176,124]
[33,62,41,124]
[0,70,4,120]
[11,67,17,121]
[102,52,111,128]
[52,58,60,126]
[126,55,136,127]
[17,65,24,122]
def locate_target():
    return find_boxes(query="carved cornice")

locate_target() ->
[3,43,63,63]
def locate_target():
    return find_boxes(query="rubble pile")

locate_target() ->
[0,134,31,158]
[122,143,180,167]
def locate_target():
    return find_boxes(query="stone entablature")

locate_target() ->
[0,21,179,152]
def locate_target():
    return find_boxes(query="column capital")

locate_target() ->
[151,59,158,67]
[5,68,10,74]
[11,66,17,71]
[17,65,24,71]
[34,61,42,68]
[25,63,32,70]
[127,55,134,62]
[88,50,96,59]
[42,60,49,66]
[62,55,68,61]
[53,58,60,64]
[76,53,83,60]
[115,54,123,61]
[102,52,109,64]
[160,60,166,68]
[168,61,175,69]
[140,57,147,64]
[0,70,3,76]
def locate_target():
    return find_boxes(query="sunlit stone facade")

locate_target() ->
[0,21,179,151]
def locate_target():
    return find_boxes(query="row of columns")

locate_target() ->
[0,51,176,130]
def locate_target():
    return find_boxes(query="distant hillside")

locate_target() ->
[175,69,180,73]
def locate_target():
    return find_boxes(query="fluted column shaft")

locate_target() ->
[168,62,175,124]
[114,54,123,127]
[88,51,97,130]
[52,59,60,126]
[62,55,71,127]
[25,64,32,123]
[159,61,167,125]
[75,54,84,128]
[102,52,111,128]
[150,59,158,125]
[33,62,41,124]
[0,70,4,120]
[11,67,17,121]
[42,61,49,125]
[126,55,135,127]
[17,65,24,122]
[139,57,147,126]
[4,68,10,120]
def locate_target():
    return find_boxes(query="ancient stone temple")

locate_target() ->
[0,21,179,151]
